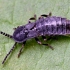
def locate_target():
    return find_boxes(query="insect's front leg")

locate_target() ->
[13,26,20,30]
[18,41,26,58]
[35,37,54,50]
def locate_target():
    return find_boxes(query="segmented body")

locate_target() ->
[34,16,69,35]
[28,16,70,36]
[13,16,70,43]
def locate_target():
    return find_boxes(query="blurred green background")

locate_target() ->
[0,0,70,70]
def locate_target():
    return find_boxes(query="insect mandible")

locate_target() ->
[0,13,70,64]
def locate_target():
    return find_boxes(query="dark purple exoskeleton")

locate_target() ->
[0,13,70,64]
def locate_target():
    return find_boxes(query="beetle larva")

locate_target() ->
[0,13,70,64]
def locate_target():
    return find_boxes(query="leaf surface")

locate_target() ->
[0,0,70,70]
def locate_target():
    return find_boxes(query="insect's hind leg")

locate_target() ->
[2,42,17,64]
[35,37,54,50]
[0,31,12,38]
[18,41,26,58]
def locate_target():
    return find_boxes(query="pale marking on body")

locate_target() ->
[44,21,57,26]
[57,20,62,25]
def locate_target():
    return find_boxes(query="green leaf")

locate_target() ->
[0,0,70,70]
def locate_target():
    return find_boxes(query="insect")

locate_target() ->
[0,13,70,64]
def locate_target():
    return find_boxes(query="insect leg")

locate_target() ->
[0,31,12,38]
[2,42,17,64]
[13,28,17,30]
[42,36,58,46]
[42,36,47,41]
[29,14,37,21]
[13,26,20,30]
[35,37,54,50]
[41,12,52,17]
[42,36,55,41]
[18,41,26,58]
[47,36,58,41]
